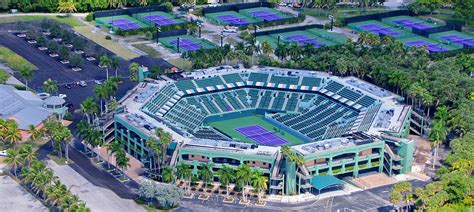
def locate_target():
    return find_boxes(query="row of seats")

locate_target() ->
[195,77,225,88]
[270,75,299,85]
[164,100,206,131]
[338,88,362,102]
[193,128,230,140]
[142,85,177,115]
[222,73,243,83]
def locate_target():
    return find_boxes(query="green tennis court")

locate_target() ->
[208,115,305,146]
[95,15,148,30]
[159,35,216,53]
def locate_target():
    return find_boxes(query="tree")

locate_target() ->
[175,162,192,195]
[83,128,103,161]
[162,166,174,183]
[94,83,111,115]
[19,65,34,89]
[115,150,130,178]
[251,169,268,204]
[429,120,447,169]
[138,181,157,205]
[4,148,24,177]
[57,0,77,15]
[3,121,21,147]
[110,56,120,77]
[417,0,443,14]
[0,68,10,84]
[261,40,273,56]
[20,144,37,167]
[99,54,111,80]
[216,165,235,199]
[27,124,43,141]
[155,184,183,209]
[59,45,70,61]
[198,163,214,190]
[156,128,172,167]
[69,54,83,68]
[47,40,59,53]
[129,62,140,81]
[42,78,58,94]
[236,163,252,202]
[80,97,98,124]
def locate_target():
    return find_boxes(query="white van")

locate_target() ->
[223,26,237,33]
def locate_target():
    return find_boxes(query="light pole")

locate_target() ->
[277,35,280,46]
[220,31,224,47]
[177,37,180,53]
[328,15,334,31]
[254,25,259,45]
[197,23,202,38]
[155,25,161,43]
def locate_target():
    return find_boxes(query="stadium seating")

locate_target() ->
[301,77,322,87]
[235,89,250,107]
[222,73,244,83]
[142,85,177,115]
[325,81,344,93]
[338,88,362,102]
[212,94,231,112]
[164,100,206,131]
[258,90,273,109]
[193,127,230,140]
[175,80,196,91]
[248,89,261,107]
[284,93,300,111]
[270,75,299,85]
[195,77,225,88]
[199,96,220,114]
[270,92,286,110]
[248,73,269,82]
[357,95,377,108]
[223,92,245,110]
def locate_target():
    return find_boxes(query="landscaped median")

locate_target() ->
[0,46,37,71]
[73,26,140,60]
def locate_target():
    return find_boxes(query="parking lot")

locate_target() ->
[0,22,140,110]
[0,175,48,212]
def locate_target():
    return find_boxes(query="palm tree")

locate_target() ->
[115,150,130,179]
[57,0,77,16]
[4,148,24,177]
[429,120,447,169]
[216,165,234,199]
[99,54,112,80]
[4,123,22,147]
[146,137,161,172]
[129,62,140,81]
[261,41,273,56]
[155,128,172,167]
[19,66,34,89]
[162,166,174,183]
[251,169,268,204]
[42,78,58,95]
[198,163,214,190]
[94,84,110,115]
[139,0,148,6]
[20,144,37,166]
[84,128,103,162]
[176,162,192,194]
[110,56,120,77]
[80,97,98,124]
[27,124,42,142]
[236,163,252,202]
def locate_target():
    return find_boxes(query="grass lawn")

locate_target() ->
[0,15,84,27]
[0,46,37,71]
[73,26,139,60]
[132,43,161,58]
[168,58,192,71]
[48,154,74,165]
[208,115,305,146]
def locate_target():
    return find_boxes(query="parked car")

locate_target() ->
[279,2,287,6]
[65,83,72,89]
[79,81,87,87]
[223,26,237,33]
[0,150,7,157]
[94,80,103,85]
[65,103,74,108]
[59,94,67,99]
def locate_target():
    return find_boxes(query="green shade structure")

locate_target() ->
[311,175,344,191]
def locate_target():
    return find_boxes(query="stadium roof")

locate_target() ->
[311,175,344,190]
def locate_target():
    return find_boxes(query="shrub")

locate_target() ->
[85,13,93,22]
[105,35,112,40]
[0,69,10,84]
[145,31,153,40]
[160,2,173,12]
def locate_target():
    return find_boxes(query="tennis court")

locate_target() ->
[257,28,345,48]
[159,35,216,52]
[430,30,474,49]
[95,15,147,31]
[382,16,436,30]
[205,11,256,26]
[133,11,184,27]
[239,7,292,22]
[398,37,454,53]
[208,115,305,146]
[236,125,288,146]
[348,20,410,38]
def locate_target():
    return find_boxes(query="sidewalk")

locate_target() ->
[47,160,145,212]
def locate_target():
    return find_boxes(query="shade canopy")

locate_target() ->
[311,175,344,190]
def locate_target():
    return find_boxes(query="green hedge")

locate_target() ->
[0,46,37,71]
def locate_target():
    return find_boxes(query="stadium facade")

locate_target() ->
[114,67,413,195]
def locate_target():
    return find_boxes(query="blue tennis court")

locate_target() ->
[235,125,288,146]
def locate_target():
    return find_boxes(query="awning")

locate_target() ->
[311,175,344,190]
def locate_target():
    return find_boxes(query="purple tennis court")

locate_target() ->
[404,40,448,52]
[248,10,283,21]
[217,14,250,26]
[235,125,288,146]
[108,19,141,30]
[169,38,202,51]
[360,24,401,36]
[144,15,176,26]
[392,19,433,30]
[284,34,323,47]
[439,34,474,47]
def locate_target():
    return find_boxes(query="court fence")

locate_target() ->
[344,10,414,25]
[412,21,463,37]
[202,1,273,15]
[93,6,169,19]
[254,24,324,37]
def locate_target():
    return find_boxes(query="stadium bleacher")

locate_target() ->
[141,72,381,140]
